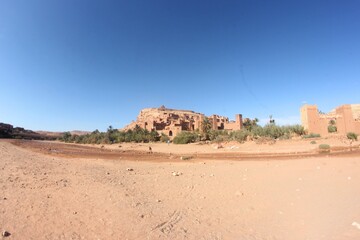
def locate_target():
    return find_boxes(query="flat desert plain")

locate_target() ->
[1,138,360,240]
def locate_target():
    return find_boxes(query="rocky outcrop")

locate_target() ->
[0,122,57,140]
[0,123,13,138]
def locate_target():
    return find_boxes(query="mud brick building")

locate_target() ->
[123,106,243,138]
[300,104,360,135]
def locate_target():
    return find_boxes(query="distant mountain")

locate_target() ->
[36,130,91,137]
[0,123,91,140]
[68,130,91,136]
[0,122,56,140]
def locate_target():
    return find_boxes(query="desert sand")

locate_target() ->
[1,138,360,240]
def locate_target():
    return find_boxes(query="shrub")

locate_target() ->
[173,131,198,144]
[286,125,306,136]
[319,144,330,150]
[347,132,358,141]
[303,133,321,139]
[250,126,265,138]
[248,124,305,140]
[278,133,291,140]
[262,124,284,139]
[328,125,337,133]
[59,126,161,144]
[229,130,249,143]
[213,134,230,143]
[160,133,170,142]
[310,140,317,144]
[209,130,229,142]
[61,132,72,142]
[180,156,193,160]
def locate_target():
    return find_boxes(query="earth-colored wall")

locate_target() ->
[300,104,360,135]
[123,106,243,138]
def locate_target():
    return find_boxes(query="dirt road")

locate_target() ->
[1,140,360,239]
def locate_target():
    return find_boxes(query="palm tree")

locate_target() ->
[201,117,212,133]
[269,115,275,124]
[243,118,259,131]
[134,124,142,133]
[201,117,212,140]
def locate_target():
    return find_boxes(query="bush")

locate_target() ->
[287,124,306,136]
[213,134,230,143]
[328,125,337,133]
[61,132,72,142]
[248,124,305,140]
[303,133,321,139]
[180,156,193,160]
[250,126,265,138]
[160,133,170,142]
[229,130,249,143]
[59,125,160,144]
[173,131,198,144]
[262,124,284,139]
[319,144,330,150]
[209,130,229,142]
[347,132,358,141]
[310,140,317,144]
[278,133,291,140]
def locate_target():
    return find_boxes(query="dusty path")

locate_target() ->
[1,140,360,239]
[8,139,360,162]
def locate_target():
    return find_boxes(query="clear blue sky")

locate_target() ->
[1,0,359,131]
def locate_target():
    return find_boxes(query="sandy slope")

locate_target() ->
[1,140,360,240]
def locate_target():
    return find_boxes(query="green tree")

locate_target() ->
[61,132,72,142]
[149,129,160,142]
[243,118,259,131]
[269,115,275,124]
[201,117,212,140]
[173,131,197,144]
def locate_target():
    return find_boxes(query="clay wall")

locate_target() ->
[301,104,360,135]
[336,105,359,134]
[123,106,245,138]
[224,114,243,131]
[208,114,243,131]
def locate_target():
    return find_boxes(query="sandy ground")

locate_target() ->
[95,135,358,154]
[1,139,360,239]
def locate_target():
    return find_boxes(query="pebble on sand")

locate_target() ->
[2,231,11,237]
[352,222,360,230]
[172,171,182,176]
[126,168,134,171]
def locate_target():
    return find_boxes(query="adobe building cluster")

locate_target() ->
[300,104,360,136]
[123,105,243,138]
